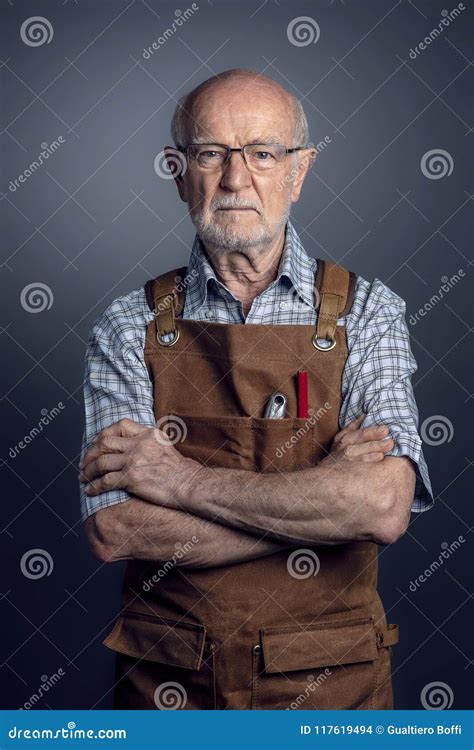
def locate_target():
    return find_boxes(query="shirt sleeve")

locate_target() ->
[79,289,156,523]
[339,276,434,513]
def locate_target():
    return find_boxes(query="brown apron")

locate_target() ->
[102,259,399,710]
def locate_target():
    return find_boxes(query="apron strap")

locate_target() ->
[145,266,187,342]
[144,258,357,345]
[313,259,357,347]
[377,623,399,648]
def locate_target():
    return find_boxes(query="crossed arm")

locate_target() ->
[81,416,415,566]
[80,275,426,567]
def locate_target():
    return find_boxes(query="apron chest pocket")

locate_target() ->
[103,611,215,709]
[166,413,317,472]
[252,617,391,710]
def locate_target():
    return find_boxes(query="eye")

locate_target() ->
[254,151,273,160]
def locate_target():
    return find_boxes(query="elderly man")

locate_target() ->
[79,69,433,711]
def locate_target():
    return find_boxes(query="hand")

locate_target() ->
[323,414,394,468]
[78,418,197,508]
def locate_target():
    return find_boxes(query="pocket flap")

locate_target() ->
[102,610,207,670]
[261,618,377,673]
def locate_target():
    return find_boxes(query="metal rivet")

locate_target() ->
[157,328,180,347]
[311,334,336,351]
[253,644,262,653]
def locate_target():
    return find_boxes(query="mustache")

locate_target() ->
[211,198,262,213]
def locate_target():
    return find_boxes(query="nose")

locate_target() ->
[219,151,253,192]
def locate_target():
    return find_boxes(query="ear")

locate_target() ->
[163,146,188,203]
[290,147,317,203]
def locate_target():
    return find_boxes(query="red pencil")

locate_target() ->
[297,370,308,418]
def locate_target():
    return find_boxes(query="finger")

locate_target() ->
[336,424,389,448]
[80,436,128,470]
[348,425,390,446]
[360,452,385,463]
[346,438,394,457]
[344,413,366,432]
[90,419,147,446]
[358,425,390,444]
[84,472,125,496]
[79,453,125,483]
[333,414,366,444]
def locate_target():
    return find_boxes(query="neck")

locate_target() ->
[203,227,287,314]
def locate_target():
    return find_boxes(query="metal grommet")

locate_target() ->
[156,328,180,347]
[311,333,336,351]
[253,644,262,654]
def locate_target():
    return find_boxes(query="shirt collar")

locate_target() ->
[185,219,317,314]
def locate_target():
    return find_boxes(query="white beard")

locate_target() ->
[190,200,292,257]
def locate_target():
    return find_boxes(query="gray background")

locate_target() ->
[1,0,472,710]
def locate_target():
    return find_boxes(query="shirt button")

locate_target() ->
[204,310,214,319]
[279,301,287,309]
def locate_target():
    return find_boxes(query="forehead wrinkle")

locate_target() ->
[188,81,295,143]
[190,135,286,145]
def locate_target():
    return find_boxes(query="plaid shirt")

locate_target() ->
[80,220,433,522]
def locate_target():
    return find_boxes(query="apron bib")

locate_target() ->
[103,259,399,710]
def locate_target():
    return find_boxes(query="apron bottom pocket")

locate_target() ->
[103,610,216,710]
[251,616,395,710]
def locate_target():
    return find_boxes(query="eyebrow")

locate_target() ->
[191,136,285,145]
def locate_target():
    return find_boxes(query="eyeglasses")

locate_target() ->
[176,142,308,172]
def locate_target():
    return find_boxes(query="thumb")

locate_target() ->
[344,413,366,432]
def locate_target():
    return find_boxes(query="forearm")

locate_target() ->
[183,459,400,545]
[85,495,292,566]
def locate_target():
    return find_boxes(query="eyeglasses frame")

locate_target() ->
[175,142,309,170]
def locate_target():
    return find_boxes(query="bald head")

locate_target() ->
[171,68,309,148]
[165,68,316,259]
